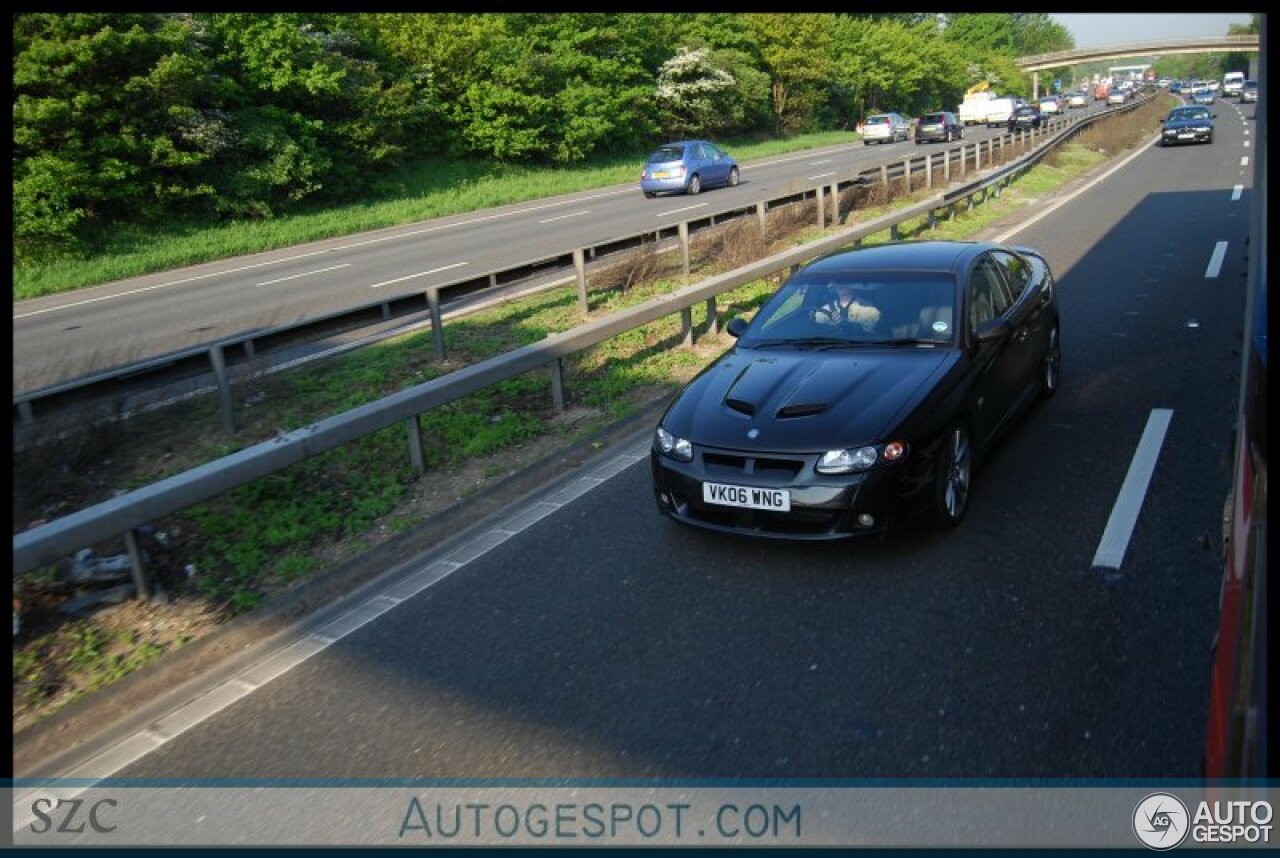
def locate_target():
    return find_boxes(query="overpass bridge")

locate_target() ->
[1016,35,1261,97]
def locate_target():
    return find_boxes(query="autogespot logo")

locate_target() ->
[1133,793,1190,850]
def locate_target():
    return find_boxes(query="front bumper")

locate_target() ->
[1162,128,1212,144]
[650,445,918,540]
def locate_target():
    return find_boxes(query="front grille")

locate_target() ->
[701,451,806,479]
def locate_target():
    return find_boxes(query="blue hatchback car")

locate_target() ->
[641,140,740,198]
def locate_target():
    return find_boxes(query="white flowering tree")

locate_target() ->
[654,46,740,138]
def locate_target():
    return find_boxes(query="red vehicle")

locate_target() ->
[1203,186,1267,778]
[1093,82,1110,101]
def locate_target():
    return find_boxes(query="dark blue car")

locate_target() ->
[1160,105,1215,146]
[640,140,740,198]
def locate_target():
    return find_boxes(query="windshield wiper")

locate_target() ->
[747,337,858,349]
[854,337,946,347]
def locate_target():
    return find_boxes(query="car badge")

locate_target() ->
[747,428,760,439]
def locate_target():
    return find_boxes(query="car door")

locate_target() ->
[964,253,1019,448]
[990,250,1047,408]
[704,143,729,185]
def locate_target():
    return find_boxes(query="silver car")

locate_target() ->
[862,113,911,145]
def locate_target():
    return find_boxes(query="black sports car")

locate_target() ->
[651,240,1061,539]
[1159,105,1215,146]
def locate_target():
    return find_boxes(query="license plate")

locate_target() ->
[702,482,791,512]
[651,170,670,179]
[1178,132,1195,138]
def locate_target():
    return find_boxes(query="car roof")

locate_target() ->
[802,240,989,277]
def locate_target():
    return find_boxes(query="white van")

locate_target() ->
[984,97,1024,127]
[957,91,995,125]
[1223,71,1245,97]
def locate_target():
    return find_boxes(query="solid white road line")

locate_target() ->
[256,263,350,287]
[1091,408,1174,569]
[1232,185,1244,201]
[993,131,1156,243]
[367,262,469,289]
[1205,241,1229,279]
[807,172,835,180]
[9,436,652,809]
[808,159,833,165]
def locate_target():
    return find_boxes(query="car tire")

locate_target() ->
[643,191,657,198]
[863,140,871,146]
[727,166,739,187]
[1207,133,1214,145]
[686,174,701,195]
[933,423,972,529]
[1039,324,1061,399]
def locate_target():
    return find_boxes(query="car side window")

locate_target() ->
[968,255,1013,333]
[691,143,707,160]
[706,144,723,159]
[991,250,1031,301]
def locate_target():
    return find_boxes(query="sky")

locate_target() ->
[1050,13,1255,49]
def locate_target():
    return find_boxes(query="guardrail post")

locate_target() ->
[890,223,900,241]
[925,152,932,189]
[17,401,34,427]
[706,297,719,335]
[123,527,151,600]
[928,209,937,231]
[381,303,391,321]
[966,192,975,212]
[489,273,499,289]
[681,308,694,349]
[243,339,255,358]
[829,181,839,223]
[902,157,911,193]
[756,201,767,237]
[209,344,237,435]
[880,163,888,187]
[574,248,588,314]
[678,221,690,279]
[815,186,825,230]
[976,142,982,171]
[944,148,951,183]
[426,287,445,360]
[549,359,565,412]
[405,416,425,476]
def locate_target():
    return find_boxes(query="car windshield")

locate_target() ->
[1169,108,1210,121]
[647,146,685,163]
[740,272,957,347]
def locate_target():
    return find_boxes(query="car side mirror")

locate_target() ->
[975,317,1010,343]
[726,317,748,338]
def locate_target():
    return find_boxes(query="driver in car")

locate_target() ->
[813,281,880,332]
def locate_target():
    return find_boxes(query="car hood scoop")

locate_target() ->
[665,349,952,452]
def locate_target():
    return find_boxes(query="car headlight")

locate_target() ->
[655,426,693,462]
[816,441,907,474]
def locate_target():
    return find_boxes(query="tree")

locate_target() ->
[747,13,835,133]
[13,13,224,258]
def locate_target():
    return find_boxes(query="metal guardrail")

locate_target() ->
[13,92,1161,586]
[11,103,1129,438]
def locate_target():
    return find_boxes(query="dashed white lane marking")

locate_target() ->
[256,263,350,287]
[1092,409,1174,569]
[1232,185,1244,201]
[367,262,469,289]
[539,210,591,224]
[1241,156,1249,166]
[807,172,836,180]
[657,203,708,217]
[1205,241,1229,279]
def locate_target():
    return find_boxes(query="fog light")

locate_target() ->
[659,492,672,507]
[856,513,875,528]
